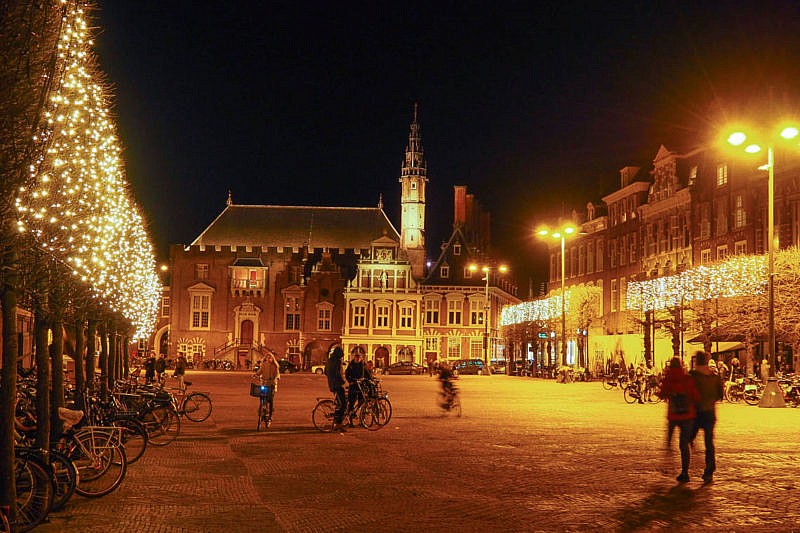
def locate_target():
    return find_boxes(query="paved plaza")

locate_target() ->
[38,371,800,532]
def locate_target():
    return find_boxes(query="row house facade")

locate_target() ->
[151,106,519,368]
[532,143,800,373]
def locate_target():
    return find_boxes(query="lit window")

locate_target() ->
[161,296,171,317]
[470,339,483,359]
[735,195,747,228]
[411,181,417,190]
[716,164,728,187]
[195,263,209,280]
[284,296,301,331]
[447,299,462,325]
[735,240,747,255]
[424,299,440,325]
[375,304,390,328]
[399,305,413,329]
[440,265,449,278]
[701,249,712,264]
[447,339,461,359]
[610,279,618,313]
[717,245,729,261]
[470,299,484,326]
[352,304,366,328]
[317,306,332,331]
[425,337,439,352]
[463,267,472,279]
[190,294,210,330]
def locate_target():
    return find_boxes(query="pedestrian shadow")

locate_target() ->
[613,484,709,531]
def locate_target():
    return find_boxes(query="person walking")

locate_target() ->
[325,344,347,432]
[255,351,280,427]
[154,353,167,381]
[345,347,367,426]
[173,354,187,390]
[144,352,156,384]
[658,357,700,483]
[760,358,770,384]
[689,351,724,484]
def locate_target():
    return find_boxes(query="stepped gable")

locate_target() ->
[192,204,400,250]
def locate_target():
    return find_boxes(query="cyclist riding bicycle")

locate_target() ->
[438,362,456,408]
[254,351,280,427]
[325,343,347,432]
[345,346,368,426]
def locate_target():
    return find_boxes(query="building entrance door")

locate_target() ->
[374,346,389,370]
[239,320,254,368]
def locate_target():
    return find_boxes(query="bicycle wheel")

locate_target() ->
[71,429,127,498]
[725,385,742,403]
[108,416,148,464]
[312,399,336,432]
[623,386,640,404]
[183,392,213,422]
[48,449,79,512]
[13,455,53,532]
[374,397,392,426]
[743,388,761,406]
[618,375,629,390]
[146,405,181,446]
[1,506,10,533]
[257,399,269,431]
[601,376,616,390]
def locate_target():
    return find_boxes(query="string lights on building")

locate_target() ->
[15,1,160,339]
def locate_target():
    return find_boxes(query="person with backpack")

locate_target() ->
[658,356,700,483]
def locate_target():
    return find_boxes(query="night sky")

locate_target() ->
[94,1,800,290]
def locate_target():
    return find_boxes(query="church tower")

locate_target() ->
[399,103,428,279]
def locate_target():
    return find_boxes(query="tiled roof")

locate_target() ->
[192,205,400,249]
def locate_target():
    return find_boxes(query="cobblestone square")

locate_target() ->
[39,372,800,532]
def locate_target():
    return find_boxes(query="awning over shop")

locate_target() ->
[688,341,743,353]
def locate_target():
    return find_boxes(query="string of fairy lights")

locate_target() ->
[501,254,768,327]
[15,0,161,339]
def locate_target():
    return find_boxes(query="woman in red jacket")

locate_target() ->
[658,357,700,483]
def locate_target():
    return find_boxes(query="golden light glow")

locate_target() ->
[780,126,799,140]
[15,2,160,339]
[727,131,746,146]
[744,144,762,154]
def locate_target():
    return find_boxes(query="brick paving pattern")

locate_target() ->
[37,372,800,532]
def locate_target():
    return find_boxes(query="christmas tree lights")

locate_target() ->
[15,1,160,339]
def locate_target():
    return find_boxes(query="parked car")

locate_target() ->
[278,360,300,373]
[452,359,487,376]
[490,360,507,374]
[384,361,424,375]
[311,364,326,375]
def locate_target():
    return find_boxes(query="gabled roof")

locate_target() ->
[192,205,400,250]
[423,226,471,284]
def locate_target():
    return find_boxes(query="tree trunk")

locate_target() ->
[643,311,652,366]
[99,320,108,402]
[50,311,64,441]
[74,318,85,410]
[34,311,51,450]
[107,321,116,391]
[123,334,129,377]
[0,242,19,514]
[86,317,96,393]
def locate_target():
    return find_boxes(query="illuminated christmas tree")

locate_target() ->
[15,1,160,339]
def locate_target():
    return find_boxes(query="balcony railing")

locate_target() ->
[232,279,264,290]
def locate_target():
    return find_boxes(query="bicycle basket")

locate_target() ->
[250,383,273,397]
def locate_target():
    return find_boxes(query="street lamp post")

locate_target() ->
[727,125,798,407]
[537,225,576,367]
[469,264,507,368]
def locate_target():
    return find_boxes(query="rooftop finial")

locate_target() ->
[378,193,384,210]
[226,190,233,206]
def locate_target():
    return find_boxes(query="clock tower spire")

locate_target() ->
[399,102,428,279]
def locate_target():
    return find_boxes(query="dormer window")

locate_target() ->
[440,265,450,278]
[453,244,461,255]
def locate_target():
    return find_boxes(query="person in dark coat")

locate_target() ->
[144,352,156,384]
[154,354,167,378]
[658,356,700,483]
[325,343,347,432]
[173,354,187,390]
[345,346,367,425]
[689,351,724,483]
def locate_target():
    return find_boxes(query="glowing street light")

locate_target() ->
[469,263,508,368]
[536,224,577,367]
[727,124,799,407]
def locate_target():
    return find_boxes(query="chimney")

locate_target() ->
[453,185,467,227]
